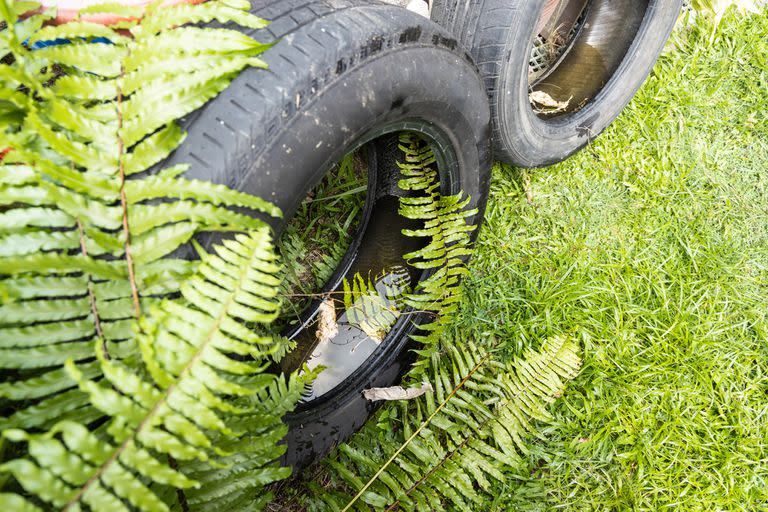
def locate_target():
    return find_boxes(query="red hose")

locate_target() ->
[3,1,209,158]
[38,0,206,25]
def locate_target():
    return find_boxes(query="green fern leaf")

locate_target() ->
[122,124,186,175]
[0,0,275,429]
[28,22,129,47]
[125,175,281,217]
[1,229,306,510]
[74,2,144,18]
[342,272,406,341]
[133,1,269,37]
[35,42,128,76]
[392,133,479,365]
[0,492,42,511]
[52,72,119,102]
[314,337,580,511]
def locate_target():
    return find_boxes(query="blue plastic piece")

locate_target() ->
[28,37,112,49]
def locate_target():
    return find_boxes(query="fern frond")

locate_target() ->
[178,368,319,510]
[314,337,581,511]
[395,133,478,359]
[0,0,275,429]
[1,229,306,511]
[342,272,408,342]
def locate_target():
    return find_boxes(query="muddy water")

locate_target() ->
[281,195,423,400]
[531,0,647,115]
[533,42,607,112]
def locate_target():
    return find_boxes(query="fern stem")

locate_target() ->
[76,218,108,358]
[341,350,494,512]
[116,74,141,319]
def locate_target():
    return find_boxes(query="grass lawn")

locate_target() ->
[457,9,768,510]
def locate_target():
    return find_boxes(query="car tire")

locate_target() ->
[431,0,682,167]
[161,0,492,469]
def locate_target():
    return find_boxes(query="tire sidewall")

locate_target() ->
[239,45,491,230]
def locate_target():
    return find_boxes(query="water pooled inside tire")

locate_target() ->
[281,197,422,400]
[277,146,423,401]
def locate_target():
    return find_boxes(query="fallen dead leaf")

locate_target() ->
[315,298,338,344]
[529,90,571,113]
[363,381,434,401]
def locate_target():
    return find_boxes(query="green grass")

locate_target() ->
[278,150,368,325]
[455,10,768,511]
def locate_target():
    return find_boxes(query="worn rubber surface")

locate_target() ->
[161,0,491,469]
[431,0,682,167]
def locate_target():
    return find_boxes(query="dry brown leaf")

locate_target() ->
[529,90,571,113]
[315,298,338,344]
[362,381,434,401]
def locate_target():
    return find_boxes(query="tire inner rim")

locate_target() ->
[277,129,454,403]
[529,0,651,117]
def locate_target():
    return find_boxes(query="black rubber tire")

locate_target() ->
[431,0,682,167]
[162,0,491,469]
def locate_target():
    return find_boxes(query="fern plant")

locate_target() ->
[1,228,317,510]
[0,0,276,430]
[309,337,581,511]
[395,134,477,356]
[0,1,314,510]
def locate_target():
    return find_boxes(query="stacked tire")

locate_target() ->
[431,0,682,167]
[163,0,492,468]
